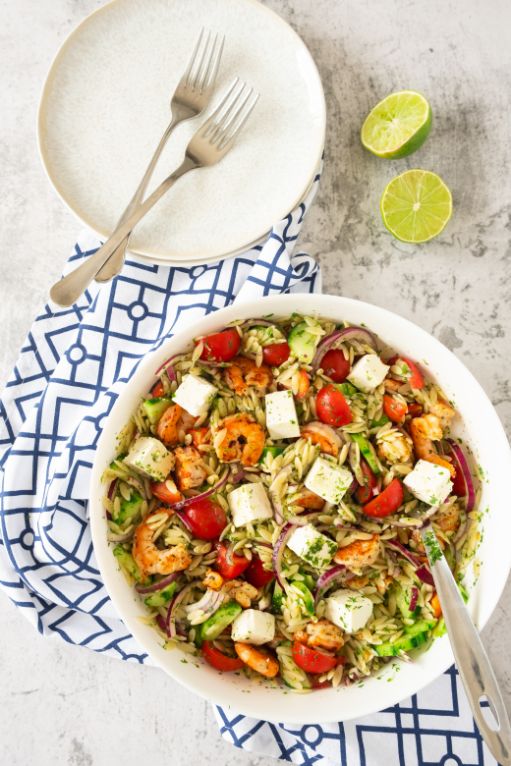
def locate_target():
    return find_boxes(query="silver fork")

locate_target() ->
[50,79,259,307]
[94,28,224,284]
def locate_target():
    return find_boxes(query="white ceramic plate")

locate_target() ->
[89,293,511,724]
[38,0,325,263]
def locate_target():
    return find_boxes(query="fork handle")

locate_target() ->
[95,115,181,283]
[421,528,511,765]
[50,155,198,307]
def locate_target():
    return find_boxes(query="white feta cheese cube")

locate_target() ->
[287,523,337,569]
[228,482,274,527]
[173,373,217,417]
[347,354,389,393]
[124,436,174,482]
[265,390,300,439]
[304,456,353,505]
[231,609,275,645]
[325,589,373,633]
[404,459,453,505]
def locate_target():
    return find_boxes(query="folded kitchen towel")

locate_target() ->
[0,174,498,765]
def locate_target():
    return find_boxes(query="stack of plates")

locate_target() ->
[38,0,326,265]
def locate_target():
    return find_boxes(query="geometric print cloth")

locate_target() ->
[0,174,498,766]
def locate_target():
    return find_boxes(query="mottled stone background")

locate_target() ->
[0,1,510,764]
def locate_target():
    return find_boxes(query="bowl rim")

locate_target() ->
[89,293,511,723]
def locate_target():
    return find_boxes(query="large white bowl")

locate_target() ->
[89,293,511,723]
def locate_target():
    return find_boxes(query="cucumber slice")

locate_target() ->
[259,446,284,470]
[337,382,358,397]
[404,619,436,636]
[272,582,284,614]
[144,581,178,608]
[290,581,315,616]
[370,415,390,428]
[113,545,143,583]
[350,433,381,475]
[142,397,173,426]
[196,601,242,647]
[375,630,429,656]
[115,490,144,525]
[288,321,321,364]
[395,584,420,619]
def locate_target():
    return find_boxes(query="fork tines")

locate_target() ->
[203,78,259,149]
[182,28,225,94]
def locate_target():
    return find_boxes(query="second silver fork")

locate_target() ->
[94,28,224,283]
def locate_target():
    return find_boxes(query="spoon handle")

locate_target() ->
[421,526,511,766]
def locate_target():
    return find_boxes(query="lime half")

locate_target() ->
[380,169,452,243]
[361,91,432,159]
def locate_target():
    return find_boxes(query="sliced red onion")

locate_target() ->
[183,588,225,623]
[272,523,295,591]
[386,540,423,567]
[230,466,246,484]
[165,583,194,638]
[135,571,180,595]
[155,352,185,376]
[312,326,377,369]
[446,440,476,512]
[107,479,118,500]
[409,585,419,612]
[173,469,230,512]
[156,614,167,634]
[416,565,434,586]
[314,565,348,603]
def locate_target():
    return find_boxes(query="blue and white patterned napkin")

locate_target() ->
[0,175,499,766]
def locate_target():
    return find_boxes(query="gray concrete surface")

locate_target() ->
[1,1,510,764]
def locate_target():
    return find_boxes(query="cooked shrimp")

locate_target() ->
[377,430,413,464]
[384,378,403,393]
[214,413,265,466]
[434,502,461,535]
[157,404,196,446]
[334,534,381,570]
[301,422,341,457]
[223,579,258,608]
[174,445,208,490]
[428,398,456,429]
[283,369,310,400]
[234,642,279,678]
[132,508,191,576]
[303,619,344,651]
[225,356,272,396]
[294,488,325,510]
[410,415,455,477]
[202,569,224,591]
[189,427,210,451]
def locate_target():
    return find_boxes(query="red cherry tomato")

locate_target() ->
[316,384,353,427]
[245,555,275,588]
[151,478,183,505]
[181,498,227,540]
[199,329,241,362]
[151,380,165,397]
[202,641,244,672]
[292,641,337,674]
[320,349,351,383]
[355,460,377,505]
[407,402,423,417]
[388,355,424,390]
[262,342,290,367]
[362,478,404,518]
[215,542,250,579]
[383,394,408,424]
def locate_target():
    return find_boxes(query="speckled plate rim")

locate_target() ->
[89,293,511,724]
[36,0,326,265]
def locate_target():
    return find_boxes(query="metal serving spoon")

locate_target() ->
[420,524,511,765]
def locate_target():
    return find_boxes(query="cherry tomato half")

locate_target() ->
[362,478,404,518]
[202,641,244,672]
[355,460,377,505]
[199,328,241,363]
[316,384,353,427]
[181,498,227,540]
[292,641,337,674]
[215,542,250,579]
[245,555,275,588]
[388,355,424,390]
[383,394,408,424]
[262,342,290,367]
[151,478,183,505]
[151,380,165,397]
[320,349,351,383]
